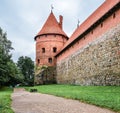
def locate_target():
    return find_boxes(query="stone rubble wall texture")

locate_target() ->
[56,24,120,86]
[35,66,56,85]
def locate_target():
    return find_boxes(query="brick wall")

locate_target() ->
[36,34,67,66]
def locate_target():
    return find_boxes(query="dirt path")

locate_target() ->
[11,88,115,113]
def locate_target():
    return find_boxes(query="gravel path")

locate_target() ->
[11,88,115,113]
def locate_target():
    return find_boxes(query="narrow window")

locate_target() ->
[91,30,93,34]
[101,23,103,27]
[113,13,116,18]
[38,59,40,64]
[48,58,52,63]
[42,48,45,53]
[53,47,57,53]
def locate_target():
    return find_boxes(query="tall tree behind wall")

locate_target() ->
[17,56,34,86]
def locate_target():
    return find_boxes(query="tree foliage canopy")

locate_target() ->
[0,27,24,86]
[17,56,34,86]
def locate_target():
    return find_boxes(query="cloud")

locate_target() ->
[0,0,105,62]
[11,35,35,62]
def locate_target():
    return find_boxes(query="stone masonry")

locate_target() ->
[56,24,120,86]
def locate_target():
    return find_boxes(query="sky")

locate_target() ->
[0,0,105,62]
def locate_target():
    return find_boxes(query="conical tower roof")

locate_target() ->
[35,12,68,40]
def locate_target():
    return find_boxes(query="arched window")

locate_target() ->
[53,47,57,53]
[48,58,52,63]
[42,48,45,53]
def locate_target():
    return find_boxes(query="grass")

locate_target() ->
[26,84,120,112]
[0,87,13,113]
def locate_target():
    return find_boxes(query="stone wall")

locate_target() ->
[35,66,56,85]
[56,24,120,86]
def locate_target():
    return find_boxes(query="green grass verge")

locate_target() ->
[26,84,120,112]
[0,87,13,113]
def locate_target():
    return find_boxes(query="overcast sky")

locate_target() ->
[0,0,105,62]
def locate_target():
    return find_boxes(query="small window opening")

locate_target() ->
[91,30,93,34]
[48,58,52,63]
[38,59,40,64]
[113,13,116,18]
[42,48,45,53]
[101,23,103,27]
[53,47,57,53]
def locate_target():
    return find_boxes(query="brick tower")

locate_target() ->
[34,11,68,66]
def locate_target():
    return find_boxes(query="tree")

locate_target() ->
[17,56,34,86]
[0,27,24,87]
[0,27,13,86]
[6,60,24,86]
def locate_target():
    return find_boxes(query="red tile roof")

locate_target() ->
[59,0,120,53]
[35,12,68,40]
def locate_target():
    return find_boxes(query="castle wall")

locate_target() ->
[56,7,120,85]
[56,8,120,61]
[35,66,56,85]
